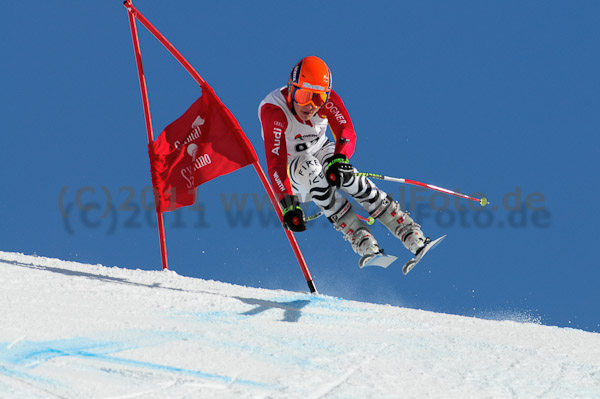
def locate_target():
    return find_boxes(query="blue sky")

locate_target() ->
[2,1,599,332]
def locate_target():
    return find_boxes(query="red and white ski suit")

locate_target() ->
[258,87,386,218]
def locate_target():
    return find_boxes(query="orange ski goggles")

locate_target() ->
[292,87,330,108]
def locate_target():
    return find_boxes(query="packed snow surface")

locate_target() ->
[1,251,599,398]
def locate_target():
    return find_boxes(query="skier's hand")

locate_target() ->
[326,154,354,188]
[280,194,306,232]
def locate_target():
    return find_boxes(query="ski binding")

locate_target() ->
[402,235,446,275]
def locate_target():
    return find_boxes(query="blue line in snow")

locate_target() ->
[71,350,275,388]
[0,337,277,391]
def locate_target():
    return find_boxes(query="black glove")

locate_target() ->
[325,154,354,188]
[280,194,306,232]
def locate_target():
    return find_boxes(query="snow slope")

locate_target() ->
[1,251,599,399]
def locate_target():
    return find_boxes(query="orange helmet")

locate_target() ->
[288,56,332,108]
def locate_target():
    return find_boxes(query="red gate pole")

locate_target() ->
[125,0,169,270]
[252,162,317,293]
[124,1,316,292]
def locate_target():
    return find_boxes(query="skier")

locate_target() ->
[258,56,430,267]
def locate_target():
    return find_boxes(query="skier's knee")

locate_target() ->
[294,155,325,188]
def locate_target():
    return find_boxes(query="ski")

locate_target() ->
[402,235,446,275]
[359,253,398,269]
[358,235,446,272]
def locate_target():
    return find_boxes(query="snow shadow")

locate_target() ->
[3,259,186,293]
[234,297,311,322]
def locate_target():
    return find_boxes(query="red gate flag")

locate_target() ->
[148,81,258,212]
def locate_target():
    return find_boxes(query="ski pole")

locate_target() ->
[356,172,489,206]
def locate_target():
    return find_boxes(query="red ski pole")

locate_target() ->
[356,172,489,206]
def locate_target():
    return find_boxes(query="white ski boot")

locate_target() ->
[372,196,426,255]
[329,201,382,267]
